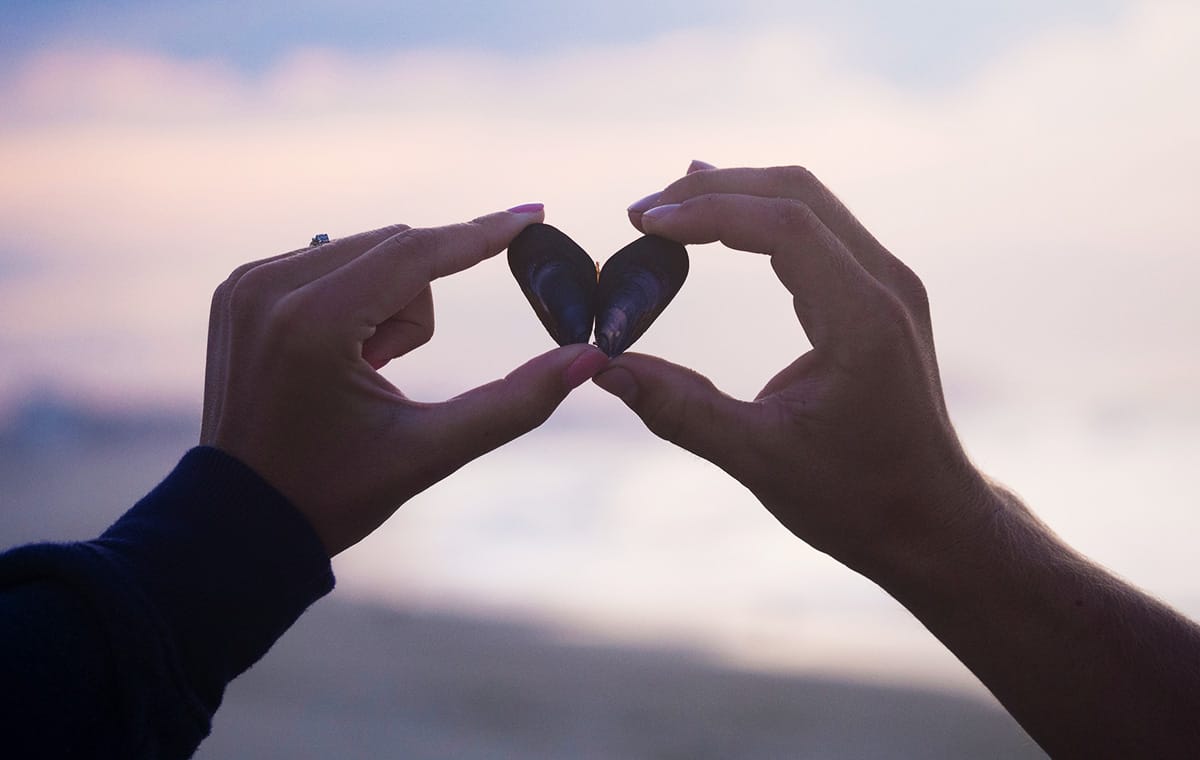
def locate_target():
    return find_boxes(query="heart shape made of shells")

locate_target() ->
[507,223,689,357]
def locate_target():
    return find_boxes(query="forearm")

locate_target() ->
[875,484,1200,758]
[611,163,1200,756]
[0,448,335,758]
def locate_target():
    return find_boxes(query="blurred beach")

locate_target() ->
[0,399,1047,758]
[7,393,1198,758]
[196,599,1043,760]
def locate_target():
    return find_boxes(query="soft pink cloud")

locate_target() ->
[0,1,1195,414]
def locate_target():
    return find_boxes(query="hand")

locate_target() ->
[201,207,609,556]
[596,164,992,577]
[601,163,1200,758]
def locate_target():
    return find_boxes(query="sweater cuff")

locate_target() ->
[98,446,335,709]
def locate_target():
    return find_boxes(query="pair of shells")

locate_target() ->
[507,224,689,357]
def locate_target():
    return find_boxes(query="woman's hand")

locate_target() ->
[201,206,609,556]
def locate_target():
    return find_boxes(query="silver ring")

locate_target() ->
[310,233,330,246]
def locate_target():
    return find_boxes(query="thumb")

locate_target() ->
[593,352,757,465]
[428,343,609,462]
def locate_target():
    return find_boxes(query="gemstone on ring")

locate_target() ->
[310,233,330,246]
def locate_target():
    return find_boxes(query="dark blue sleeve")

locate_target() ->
[0,447,336,759]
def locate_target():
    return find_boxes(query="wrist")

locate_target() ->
[97,447,335,709]
[856,472,1029,596]
[864,477,1068,620]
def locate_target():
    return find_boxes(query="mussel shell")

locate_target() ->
[594,235,689,357]
[508,223,598,346]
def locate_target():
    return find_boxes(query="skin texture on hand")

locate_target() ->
[201,208,608,556]
[604,163,992,577]
[600,162,1200,757]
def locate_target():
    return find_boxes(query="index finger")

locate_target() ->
[640,193,885,347]
[632,165,906,291]
[314,205,545,325]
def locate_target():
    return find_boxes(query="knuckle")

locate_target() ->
[227,264,278,316]
[212,260,260,305]
[414,319,435,347]
[268,287,307,326]
[678,193,717,217]
[392,225,429,251]
[264,289,325,357]
[772,198,819,235]
[224,263,326,353]
[862,287,920,351]
[210,279,234,312]
[355,222,411,246]
[893,260,932,319]
[777,164,817,187]
[663,172,700,199]
[393,227,439,273]
[458,219,492,252]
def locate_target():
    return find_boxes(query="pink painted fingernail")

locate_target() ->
[641,203,681,222]
[627,192,662,214]
[564,347,609,390]
[507,202,544,214]
[687,159,716,173]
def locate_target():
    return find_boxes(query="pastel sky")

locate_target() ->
[1,0,1194,421]
[2,1,1126,83]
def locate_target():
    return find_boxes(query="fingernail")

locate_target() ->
[687,159,716,173]
[507,202,544,215]
[593,366,638,404]
[641,203,681,223]
[627,192,662,214]
[564,347,609,390]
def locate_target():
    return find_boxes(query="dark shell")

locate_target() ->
[594,235,688,357]
[508,223,598,346]
[508,225,689,356]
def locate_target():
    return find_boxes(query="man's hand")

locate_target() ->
[201,207,608,556]
[599,164,990,578]
[600,163,1200,757]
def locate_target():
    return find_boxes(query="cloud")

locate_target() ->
[0,1,1195,416]
[1,0,1130,86]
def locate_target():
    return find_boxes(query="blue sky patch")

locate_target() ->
[1,0,1129,89]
